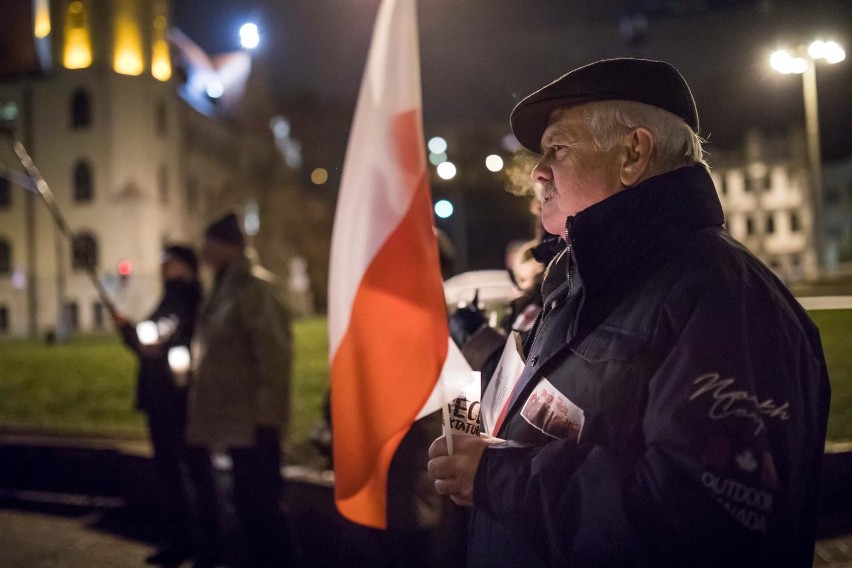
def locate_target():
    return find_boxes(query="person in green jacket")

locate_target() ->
[185,212,294,568]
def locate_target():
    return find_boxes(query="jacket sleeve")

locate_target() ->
[118,320,141,353]
[472,282,828,567]
[242,280,293,431]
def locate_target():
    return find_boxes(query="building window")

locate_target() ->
[745,174,770,193]
[0,239,10,274]
[766,214,775,234]
[0,177,10,208]
[746,216,755,236]
[790,212,800,233]
[70,89,91,128]
[92,301,104,329]
[72,233,98,271]
[66,301,79,331]
[0,306,8,334]
[74,160,93,202]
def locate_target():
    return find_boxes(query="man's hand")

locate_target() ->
[111,311,130,331]
[427,434,495,507]
[138,344,164,358]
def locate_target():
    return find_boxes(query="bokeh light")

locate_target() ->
[434,199,454,218]
[240,23,260,50]
[429,152,447,166]
[428,136,447,154]
[437,161,457,180]
[485,154,504,172]
[311,168,329,185]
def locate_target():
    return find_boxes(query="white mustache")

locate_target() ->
[536,182,555,202]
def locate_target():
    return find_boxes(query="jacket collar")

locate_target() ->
[566,164,724,296]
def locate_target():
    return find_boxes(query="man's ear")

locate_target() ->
[619,127,655,187]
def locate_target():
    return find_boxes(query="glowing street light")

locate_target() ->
[434,199,454,219]
[428,136,447,154]
[485,154,504,172]
[240,23,260,50]
[429,152,447,166]
[436,161,457,180]
[770,39,846,271]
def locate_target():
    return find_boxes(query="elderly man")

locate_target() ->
[185,212,294,568]
[428,58,830,567]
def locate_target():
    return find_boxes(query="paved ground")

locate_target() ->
[1,493,851,567]
[0,503,154,568]
[815,510,852,567]
[816,535,852,568]
[1,431,851,567]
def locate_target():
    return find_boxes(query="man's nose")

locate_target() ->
[531,159,552,184]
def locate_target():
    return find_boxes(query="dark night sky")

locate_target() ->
[172,0,852,162]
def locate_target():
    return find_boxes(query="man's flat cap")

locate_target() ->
[511,58,699,153]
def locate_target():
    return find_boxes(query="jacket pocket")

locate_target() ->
[570,324,648,363]
[564,325,652,450]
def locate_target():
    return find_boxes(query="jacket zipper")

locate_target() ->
[523,217,574,359]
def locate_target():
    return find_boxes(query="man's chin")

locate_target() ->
[541,214,567,237]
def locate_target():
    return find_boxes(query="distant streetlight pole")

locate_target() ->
[770,40,846,274]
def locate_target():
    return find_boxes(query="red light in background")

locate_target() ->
[117,259,132,277]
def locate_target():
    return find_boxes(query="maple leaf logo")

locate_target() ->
[735,450,758,472]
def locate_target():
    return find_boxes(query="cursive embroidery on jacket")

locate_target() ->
[689,373,791,435]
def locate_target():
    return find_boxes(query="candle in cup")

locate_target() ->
[136,321,159,345]
[168,345,191,373]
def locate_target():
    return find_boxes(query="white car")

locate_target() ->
[443,269,517,327]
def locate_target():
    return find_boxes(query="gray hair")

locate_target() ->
[584,100,708,172]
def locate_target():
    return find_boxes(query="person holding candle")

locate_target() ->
[112,244,202,566]
[427,58,830,567]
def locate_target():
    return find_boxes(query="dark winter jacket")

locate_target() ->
[187,256,292,448]
[120,279,202,414]
[468,165,830,567]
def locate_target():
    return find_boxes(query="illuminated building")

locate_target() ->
[0,1,302,337]
[710,129,818,283]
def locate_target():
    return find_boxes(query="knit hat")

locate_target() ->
[204,212,245,247]
[511,58,699,154]
[163,245,198,273]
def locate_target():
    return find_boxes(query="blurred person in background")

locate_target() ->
[112,245,202,566]
[184,212,294,568]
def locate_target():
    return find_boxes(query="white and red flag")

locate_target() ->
[328,0,474,529]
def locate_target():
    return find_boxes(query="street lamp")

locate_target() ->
[239,22,260,50]
[770,40,846,273]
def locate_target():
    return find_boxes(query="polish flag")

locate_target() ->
[328,0,474,530]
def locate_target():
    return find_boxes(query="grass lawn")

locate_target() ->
[0,310,850,465]
[809,310,852,443]
[0,317,330,466]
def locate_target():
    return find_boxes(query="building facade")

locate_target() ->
[0,0,301,338]
[709,129,819,283]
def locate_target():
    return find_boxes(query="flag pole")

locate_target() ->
[1,129,118,317]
